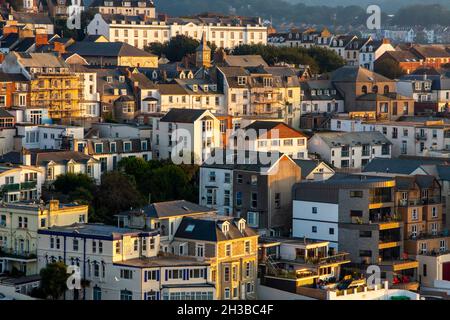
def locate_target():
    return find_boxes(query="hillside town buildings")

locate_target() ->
[2,0,450,302]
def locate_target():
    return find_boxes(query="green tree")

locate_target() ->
[147,35,200,62]
[375,59,406,80]
[39,262,68,300]
[93,171,144,223]
[53,173,95,196]
[231,44,344,74]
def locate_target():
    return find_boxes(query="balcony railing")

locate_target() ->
[0,248,37,260]
[1,181,37,193]
[369,195,392,203]
[398,197,442,206]
[20,181,37,190]
[416,133,427,140]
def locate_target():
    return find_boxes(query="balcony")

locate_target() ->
[369,195,392,204]
[2,184,20,192]
[20,181,37,190]
[0,248,37,261]
[399,196,441,206]
[408,230,449,240]
[416,133,427,140]
[1,182,37,193]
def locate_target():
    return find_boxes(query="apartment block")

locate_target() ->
[308,131,392,169]
[292,174,419,287]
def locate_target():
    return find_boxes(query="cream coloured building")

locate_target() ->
[117,200,259,300]
[0,200,88,276]
[87,13,267,49]
[37,223,215,300]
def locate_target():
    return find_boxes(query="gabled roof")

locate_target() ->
[362,157,445,175]
[123,200,214,219]
[379,50,421,63]
[175,214,257,242]
[293,159,332,179]
[223,55,268,68]
[67,41,156,58]
[331,66,393,83]
[313,131,391,148]
[411,45,450,59]
[159,108,209,123]
[243,121,307,139]
[15,52,69,68]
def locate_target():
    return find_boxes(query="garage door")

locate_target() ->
[443,262,450,281]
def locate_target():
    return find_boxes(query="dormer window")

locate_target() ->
[119,76,125,83]
[238,219,246,233]
[203,85,209,92]
[263,78,273,87]
[192,84,198,92]
[221,221,230,235]
[237,76,247,85]
[106,76,113,83]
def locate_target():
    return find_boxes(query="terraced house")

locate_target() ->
[0,200,88,276]
[72,137,152,172]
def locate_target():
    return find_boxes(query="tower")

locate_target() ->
[196,32,211,68]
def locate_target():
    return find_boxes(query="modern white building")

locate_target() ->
[91,122,151,139]
[87,13,267,50]
[308,131,392,169]
[15,124,85,150]
[292,194,340,249]
[330,117,450,158]
[151,109,221,165]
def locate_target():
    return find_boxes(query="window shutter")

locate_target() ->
[165,269,168,281]
[144,270,147,282]
[144,292,147,300]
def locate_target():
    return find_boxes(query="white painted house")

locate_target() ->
[15,124,84,150]
[308,131,392,169]
[87,13,267,50]
[234,121,308,159]
[37,224,214,300]
[330,117,450,158]
[152,109,220,165]
[292,183,340,250]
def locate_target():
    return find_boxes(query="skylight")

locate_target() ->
[185,224,195,232]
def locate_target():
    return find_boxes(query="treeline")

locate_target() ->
[156,1,450,27]
[44,158,199,224]
[232,44,345,74]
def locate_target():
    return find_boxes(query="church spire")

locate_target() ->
[196,31,211,68]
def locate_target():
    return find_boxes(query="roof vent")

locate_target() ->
[182,206,190,211]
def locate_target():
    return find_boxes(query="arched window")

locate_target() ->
[384,85,390,94]
[372,85,379,94]
[362,85,368,94]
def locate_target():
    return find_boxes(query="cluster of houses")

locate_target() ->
[0,0,450,301]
